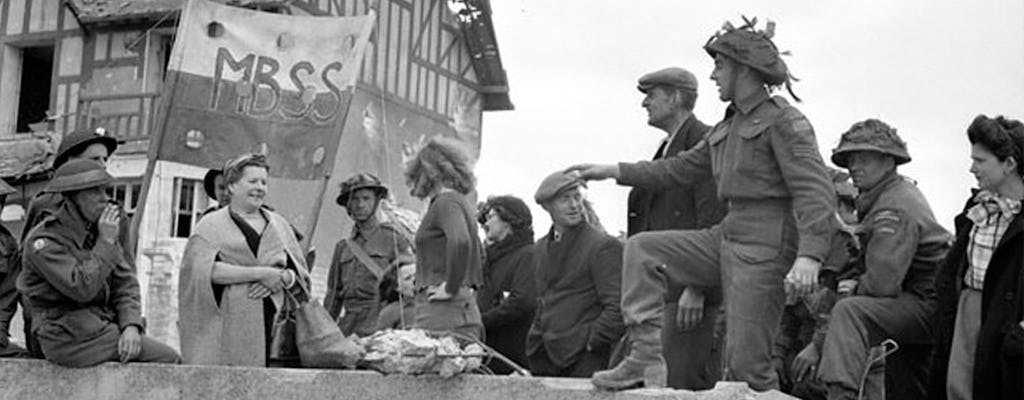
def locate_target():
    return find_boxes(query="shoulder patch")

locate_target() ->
[32,238,46,251]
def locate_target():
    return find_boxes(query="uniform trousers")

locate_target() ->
[622,202,797,391]
[36,314,180,368]
[819,294,934,400]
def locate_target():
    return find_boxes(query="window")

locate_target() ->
[0,43,55,135]
[107,180,142,219]
[171,178,210,238]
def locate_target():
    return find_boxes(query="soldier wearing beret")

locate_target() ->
[18,159,180,367]
[571,18,837,391]
[819,119,949,400]
[593,67,727,389]
[525,171,625,378]
[324,172,413,337]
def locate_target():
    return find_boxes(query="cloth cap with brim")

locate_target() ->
[637,67,698,93]
[203,169,222,200]
[831,119,911,168]
[704,27,789,86]
[0,179,15,196]
[337,172,389,206]
[46,158,114,193]
[54,130,121,169]
[535,171,586,205]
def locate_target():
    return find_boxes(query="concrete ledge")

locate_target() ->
[0,359,795,400]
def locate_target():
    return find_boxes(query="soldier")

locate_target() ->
[819,119,950,400]
[0,179,29,358]
[19,129,129,358]
[18,159,180,367]
[198,168,229,219]
[594,67,727,390]
[324,173,414,337]
[570,18,836,391]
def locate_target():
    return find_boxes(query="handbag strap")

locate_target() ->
[345,238,387,281]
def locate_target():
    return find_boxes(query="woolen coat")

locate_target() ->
[526,223,624,368]
[932,192,1024,400]
[477,230,536,372]
[626,114,725,236]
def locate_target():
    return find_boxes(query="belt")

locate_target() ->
[413,285,476,295]
[726,198,791,211]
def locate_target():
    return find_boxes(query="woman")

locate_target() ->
[178,154,310,366]
[476,195,536,373]
[936,115,1024,400]
[404,137,484,339]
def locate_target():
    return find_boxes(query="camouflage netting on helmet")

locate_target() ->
[831,119,911,167]
[704,17,800,101]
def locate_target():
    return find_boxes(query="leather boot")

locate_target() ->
[592,322,666,390]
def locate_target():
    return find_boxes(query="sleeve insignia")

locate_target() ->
[791,117,813,134]
[32,239,46,251]
[872,210,901,223]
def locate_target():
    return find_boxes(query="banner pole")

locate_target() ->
[130,0,192,256]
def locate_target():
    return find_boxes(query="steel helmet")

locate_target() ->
[45,159,114,193]
[831,119,911,168]
[337,172,389,206]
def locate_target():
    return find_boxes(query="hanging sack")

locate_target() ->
[268,293,301,366]
[288,278,365,368]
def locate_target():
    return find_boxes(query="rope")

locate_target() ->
[857,339,899,400]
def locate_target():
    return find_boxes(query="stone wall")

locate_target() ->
[0,359,796,400]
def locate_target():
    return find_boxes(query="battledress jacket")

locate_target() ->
[178,207,309,366]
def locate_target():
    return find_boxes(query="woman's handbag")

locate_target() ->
[287,278,365,368]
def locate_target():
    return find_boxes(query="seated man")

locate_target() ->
[18,159,180,367]
[819,120,950,400]
[526,171,625,377]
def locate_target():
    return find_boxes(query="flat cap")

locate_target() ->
[637,67,698,93]
[535,171,586,204]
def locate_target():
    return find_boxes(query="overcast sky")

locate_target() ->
[474,0,1024,236]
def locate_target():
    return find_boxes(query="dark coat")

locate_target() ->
[627,114,725,236]
[526,223,624,368]
[933,193,1024,400]
[477,230,536,372]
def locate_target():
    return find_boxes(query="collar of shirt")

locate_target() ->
[548,222,586,244]
[855,172,904,218]
[968,190,1022,226]
[351,220,382,242]
[658,114,693,158]
[729,90,772,117]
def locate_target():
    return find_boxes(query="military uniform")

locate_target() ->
[17,160,180,367]
[0,219,28,358]
[616,88,836,389]
[324,222,412,336]
[818,120,949,400]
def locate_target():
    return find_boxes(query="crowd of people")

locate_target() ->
[0,17,1020,400]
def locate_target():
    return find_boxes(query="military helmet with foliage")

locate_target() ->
[337,172,389,206]
[831,119,911,168]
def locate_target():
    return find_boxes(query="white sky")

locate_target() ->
[475,0,1024,236]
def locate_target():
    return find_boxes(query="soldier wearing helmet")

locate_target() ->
[819,119,950,400]
[18,129,131,358]
[324,172,414,336]
[17,159,180,367]
[570,17,837,391]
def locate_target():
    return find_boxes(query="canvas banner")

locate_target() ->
[154,0,375,179]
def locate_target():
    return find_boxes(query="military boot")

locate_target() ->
[592,322,666,390]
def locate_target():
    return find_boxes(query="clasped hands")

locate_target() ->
[248,263,296,299]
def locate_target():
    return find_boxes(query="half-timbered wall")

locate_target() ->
[0,0,83,137]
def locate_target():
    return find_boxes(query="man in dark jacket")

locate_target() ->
[595,67,727,390]
[476,195,536,374]
[819,119,950,400]
[19,159,180,367]
[526,171,625,377]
